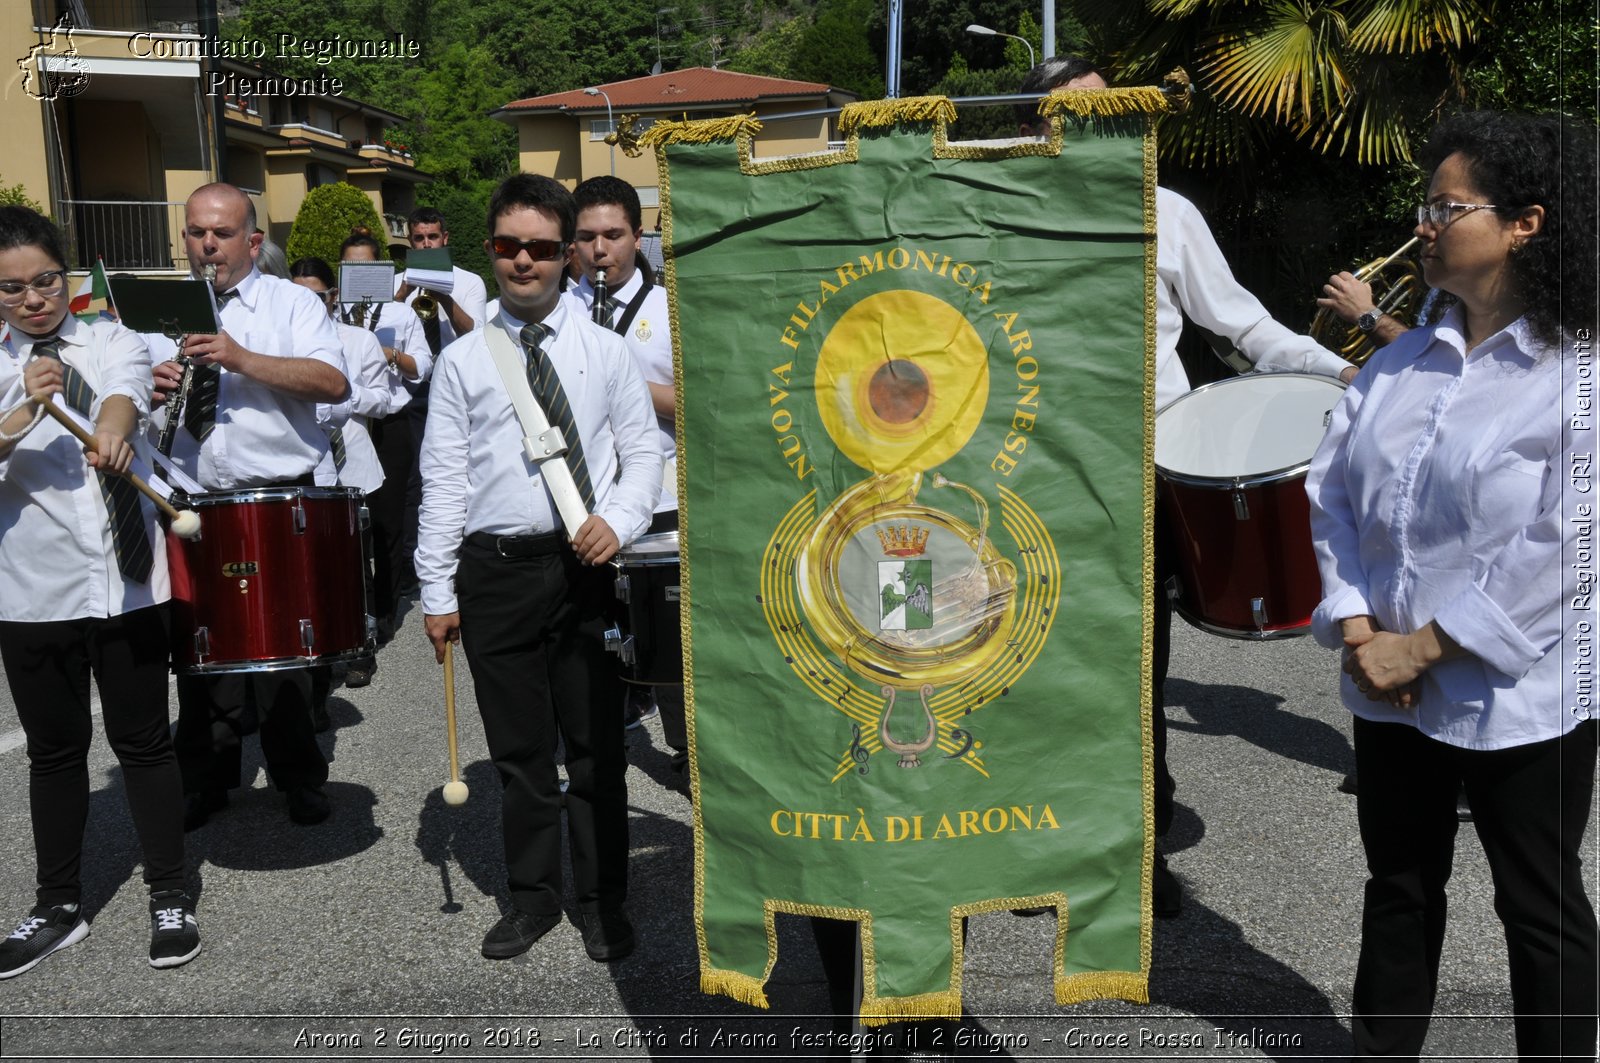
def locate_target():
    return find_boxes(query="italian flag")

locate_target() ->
[68,258,109,322]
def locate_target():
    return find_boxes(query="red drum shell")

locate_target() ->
[168,487,369,672]
[1154,373,1345,640]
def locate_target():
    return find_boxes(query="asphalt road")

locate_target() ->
[0,599,1591,1062]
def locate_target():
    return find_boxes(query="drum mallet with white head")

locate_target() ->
[442,641,469,806]
[36,397,201,539]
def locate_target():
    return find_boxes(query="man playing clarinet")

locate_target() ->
[152,182,349,830]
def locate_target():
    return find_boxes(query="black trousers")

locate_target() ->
[366,410,413,628]
[1351,716,1598,1059]
[1151,502,1177,837]
[173,668,327,794]
[457,535,628,916]
[0,605,185,904]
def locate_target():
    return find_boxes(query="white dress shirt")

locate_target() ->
[1307,308,1583,749]
[340,297,433,394]
[150,268,347,490]
[571,270,677,512]
[400,263,487,351]
[0,316,170,620]
[415,297,662,615]
[1155,187,1350,413]
[313,322,386,493]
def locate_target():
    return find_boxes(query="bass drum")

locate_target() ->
[1155,373,1345,640]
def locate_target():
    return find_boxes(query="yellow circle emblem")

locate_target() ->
[814,290,990,475]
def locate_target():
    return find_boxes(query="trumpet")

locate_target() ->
[157,263,217,456]
[1311,237,1424,367]
[412,289,438,321]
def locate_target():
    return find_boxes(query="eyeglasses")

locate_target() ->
[0,269,68,305]
[1416,201,1500,229]
[489,237,567,261]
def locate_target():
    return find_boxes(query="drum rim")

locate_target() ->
[176,645,370,674]
[187,486,364,506]
[1154,370,1345,486]
[1172,601,1309,641]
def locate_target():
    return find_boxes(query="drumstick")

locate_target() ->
[442,641,469,806]
[35,397,202,539]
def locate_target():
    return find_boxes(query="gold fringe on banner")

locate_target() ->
[639,113,764,149]
[1057,971,1151,1006]
[860,992,963,1025]
[700,968,771,1008]
[1038,86,1172,121]
[838,96,959,135]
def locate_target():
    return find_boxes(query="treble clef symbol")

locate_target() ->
[849,724,871,775]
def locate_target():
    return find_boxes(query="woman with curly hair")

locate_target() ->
[1308,110,1598,1059]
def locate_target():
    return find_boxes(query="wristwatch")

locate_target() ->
[1356,309,1382,334]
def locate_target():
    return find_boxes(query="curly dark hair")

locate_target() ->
[1420,111,1598,345]
[0,205,68,269]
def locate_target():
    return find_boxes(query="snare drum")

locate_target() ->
[606,530,682,685]
[1154,373,1345,640]
[167,487,372,672]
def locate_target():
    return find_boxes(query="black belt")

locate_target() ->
[465,530,567,558]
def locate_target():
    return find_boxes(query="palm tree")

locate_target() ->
[1074,0,1494,166]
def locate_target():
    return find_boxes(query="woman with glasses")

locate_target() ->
[1308,112,1598,1058]
[0,206,198,979]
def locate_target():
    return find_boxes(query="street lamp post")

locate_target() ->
[584,86,616,176]
[965,23,1035,70]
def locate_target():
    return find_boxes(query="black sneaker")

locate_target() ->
[183,789,228,832]
[623,687,658,730]
[344,659,374,689]
[480,909,560,960]
[577,909,635,962]
[0,904,89,979]
[1153,854,1182,918]
[147,891,200,969]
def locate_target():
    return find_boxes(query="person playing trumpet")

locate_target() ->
[0,205,199,978]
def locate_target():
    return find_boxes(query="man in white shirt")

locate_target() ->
[567,176,685,759]
[396,207,487,593]
[153,183,350,830]
[416,173,660,964]
[1018,58,1358,916]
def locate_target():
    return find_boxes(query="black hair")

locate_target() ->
[1420,111,1598,345]
[0,205,69,270]
[407,206,445,231]
[573,175,643,232]
[340,226,384,259]
[486,173,576,243]
[1015,56,1109,128]
[288,256,336,288]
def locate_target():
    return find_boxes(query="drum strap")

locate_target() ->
[482,315,591,539]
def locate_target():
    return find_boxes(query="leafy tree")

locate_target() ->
[416,177,496,296]
[0,180,48,215]
[286,182,388,268]
[788,0,886,99]
[405,42,519,185]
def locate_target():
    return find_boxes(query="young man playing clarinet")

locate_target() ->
[567,176,685,758]
[416,173,660,962]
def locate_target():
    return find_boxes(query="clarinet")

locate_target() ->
[592,268,609,325]
[156,263,217,456]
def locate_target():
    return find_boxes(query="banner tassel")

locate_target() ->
[1055,971,1150,1006]
[640,114,764,149]
[838,97,960,135]
[859,992,963,1026]
[700,968,771,1009]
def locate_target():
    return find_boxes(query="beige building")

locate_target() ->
[493,68,856,230]
[4,0,428,273]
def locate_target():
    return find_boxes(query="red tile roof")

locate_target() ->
[499,67,850,115]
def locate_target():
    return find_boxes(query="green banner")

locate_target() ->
[652,93,1164,1020]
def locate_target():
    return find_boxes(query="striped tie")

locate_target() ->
[329,427,347,473]
[594,295,619,328]
[520,322,595,511]
[34,341,155,584]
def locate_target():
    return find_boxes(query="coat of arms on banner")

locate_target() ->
[645,87,1180,1020]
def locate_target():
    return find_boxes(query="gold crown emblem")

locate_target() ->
[876,523,930,557]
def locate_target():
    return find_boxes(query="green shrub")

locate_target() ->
[286,183,387,269]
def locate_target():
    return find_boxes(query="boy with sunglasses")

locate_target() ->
[415,173,661,964]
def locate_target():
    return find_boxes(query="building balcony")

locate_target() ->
[61,199,185,271]
[359,143,415,165]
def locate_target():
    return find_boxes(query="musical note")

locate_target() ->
[754,594,764,603]
[944,728,975,760]
[849,724,871,775]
